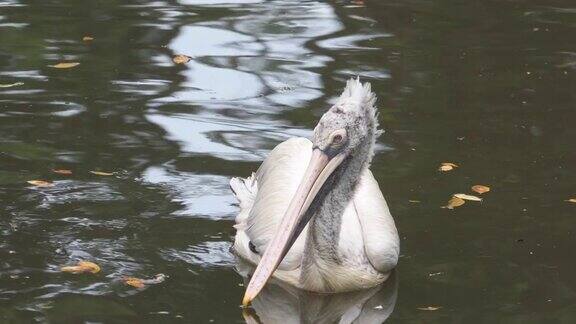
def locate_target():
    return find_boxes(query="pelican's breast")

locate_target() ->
[299,170,396,292]
[337,201,369,267]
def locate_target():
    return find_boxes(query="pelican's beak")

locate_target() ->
[242,147,347,306]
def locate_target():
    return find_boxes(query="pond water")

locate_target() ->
[1,0,575,322]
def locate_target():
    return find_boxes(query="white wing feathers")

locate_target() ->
[232,137,312,271]
[230,173,257,229]
[354,171,399,273]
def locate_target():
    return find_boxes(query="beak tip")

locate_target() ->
[242,293,253,307]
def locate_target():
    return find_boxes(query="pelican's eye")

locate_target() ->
[333,134,343,144]
[330,129,347,147]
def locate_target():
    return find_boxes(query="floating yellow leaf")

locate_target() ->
[123,277,145,288]
[442,197,465,209]
[439,162,458,172]
[472,185,490,194]
[0,82,24,88]
[61,261,101,274]
[123,273,166,288]
[566,198,576,203]
[52,169,73,175]
[27,180,54,187]
[49,62,80,69]
[82,36,94,41]
[453,193,482,202]
[173,54,192,64]
[417,306,442,311]
[90,171,114,176]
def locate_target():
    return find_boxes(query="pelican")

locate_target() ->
[231,78,399,306]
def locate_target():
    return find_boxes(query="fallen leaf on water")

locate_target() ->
[52,169,72,175]
[417,306,442,311]
[442,197,465,209]
[439,162,458,172]
[453,193,483,202]
[61,261,101,274]
[123,277,145,288]
[49,62,80,69]
[0,82,24,88]
[123,273,167,288]
[27,180,54,187]
[566,198,576,203]
[173,54,192,64]
[90,171,114,176]
[409,200,421,203]
[472,185,490,194]
[82,36,94,41]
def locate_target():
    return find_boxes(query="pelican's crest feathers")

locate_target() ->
[333,78,383,138]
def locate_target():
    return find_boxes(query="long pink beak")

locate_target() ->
[242,148,347,306]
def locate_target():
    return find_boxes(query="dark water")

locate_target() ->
[1,0,575,322]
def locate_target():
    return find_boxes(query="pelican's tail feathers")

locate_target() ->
[230,173,258,227]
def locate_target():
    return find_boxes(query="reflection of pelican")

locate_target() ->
[236,258,398,324]
[231,78,399,305]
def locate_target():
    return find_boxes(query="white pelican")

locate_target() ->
[231,78,399,306]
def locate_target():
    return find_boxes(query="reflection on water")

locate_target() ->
[0,0,576,322]
[237,259,398,324]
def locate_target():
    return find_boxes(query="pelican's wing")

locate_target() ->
[353,170,400,273]
[232,137,312,271]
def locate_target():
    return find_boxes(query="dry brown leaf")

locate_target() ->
[0,82,24,88]
[123,273,166,288]
[442,197,465,209]
[417,306,442,311]
[453,193,483,202]
[49,62,80,69]
[439,165,452,171]
[61,261,101,274]
[82,36,94,41]
[173,54,192,64]
[123,277,145,288]
[566,198,576,203]
[439,162,458,172]
[52,169,72,175]
[472,185,490,194]
[27,180,54,187]
[90,171,114,176]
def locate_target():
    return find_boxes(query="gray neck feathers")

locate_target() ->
[301,131,375,286]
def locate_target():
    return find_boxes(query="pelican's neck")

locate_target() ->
[300,139,374,290]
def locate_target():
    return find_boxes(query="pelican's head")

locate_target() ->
[312,78,380,163]
[242,78,380,306]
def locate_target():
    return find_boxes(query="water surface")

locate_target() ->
[1,0,575,322]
